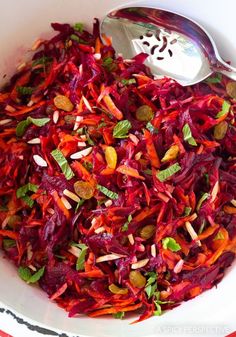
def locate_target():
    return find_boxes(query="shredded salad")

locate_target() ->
[0,21,236,322]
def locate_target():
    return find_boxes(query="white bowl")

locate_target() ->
[1,1,236,336]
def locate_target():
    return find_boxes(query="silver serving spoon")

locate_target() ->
[101,7,236,86]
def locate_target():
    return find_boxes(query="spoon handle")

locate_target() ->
[220,69,236,81]
[216,59,236,81]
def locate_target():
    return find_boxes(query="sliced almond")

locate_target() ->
[82,95,93,112]
[5,105,16,112]
[63,189,80,203]
[151,244,156,257]
[0,119,12,126]
[69,246,82,258]
[131,258,149,269]
[173,259,184,274]
[128,234,134,245]
[27,138,40,144]
[53,110,59,124]
[33,154,47,167]
[185,221,201,246]
[61,196,72,210]
[104,200,112,207]
[70,147,93,160]
[96,253,126,263]
[210,181,219,203]
[94,226,105,234]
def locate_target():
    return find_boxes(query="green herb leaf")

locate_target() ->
[32,56,52,67]
[145,272,157,287]
[74,22,84,32]
[113,120,132,138]
[18,266,32,282]
[76,127,85,135]
[17,86,34,96]
[3,239,16,249]
[184,207,192,216]
[143,169,152,176]
[70,34,80,42]
[28,266,45,283]
[213,231,225,241]
[121,214,132,231]
[153,302,162,316]
[16,117,50,137]
[16,119,31,137]
[121,78,136,85]
[113,311,125,319]
[97,184,118,200]
[145,272,157,299]
[162,237,181,252]
[157,163,181,182]
[16,183,39,198]
[145,283,157,299]
[182,123,197,146]
[98,122,107,129]
[102,57,116,72]
[75,199,85,212]
[76,244,88,271]
[198,221,206,234]
[196,192,209,211]
[21,195,34,208]
[146,122,158,134]
[51,149,74,180]
[29,117,50,127]
[205,73,222,84]
[216,100,231,119]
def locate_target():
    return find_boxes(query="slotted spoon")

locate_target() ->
[101,7,236,85]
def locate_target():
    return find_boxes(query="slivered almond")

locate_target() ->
[96,253,126,263]
[63,189,80,203]
[68,246,82,258]
[61,197,72,210]
[174,259,184,274]
[94,226,105,234]
[94,53,101,60]
[128,234,134,245]
[131,258,149,269]
[47,208,55,215]
[70,147,93,160]
[0,119,12,125]
[27,100,34,107]
[104,200,112,207]
[73,115,83,131]
[28,264,37,272]
[91,218,97,226]
[129,133,139,145]
[135,151,142,160]
[77,141,87,147]
[231,199,236,207]
[26,242,33,261]
[185,221,201,246]
[210,181,219,203]
[53,110,59,124]
[5,104,16,112]
[33,154,47,167]
[151,244,156,257]
[82,95,93,112]
[27,138,40,144]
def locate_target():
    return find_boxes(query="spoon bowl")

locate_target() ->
[101,7,236,85]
